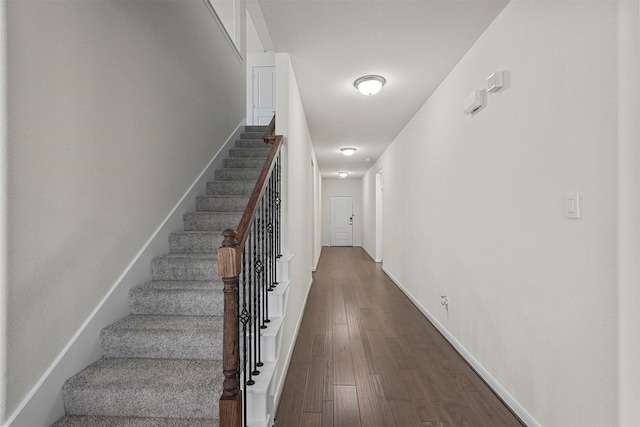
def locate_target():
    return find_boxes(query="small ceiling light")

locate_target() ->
[340,147,357,156]
[338,171,349,178]
[354,75,386,96]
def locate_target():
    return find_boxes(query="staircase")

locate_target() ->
[52,126,281,426]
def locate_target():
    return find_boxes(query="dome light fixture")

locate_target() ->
[338,171,349,178]
[354,75,386,96]
[340,147,357,156]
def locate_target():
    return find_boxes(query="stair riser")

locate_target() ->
[223,157,266,168]
[229,148,271,158]
[129,281,224,316]
[151,257,218,281]
[63,389,218,419]
[240,132,264,139]
[215,168,262,181]
[207,181,256,196]
[52,415,216,426]
[169,232,224,254]
[235,140,268,149]
[244,126,268,133]
[244,361,277,426]
[184,212,242,232]
[267,281,290,318]
[101,330,222,360]
[130,289,224,316]
[196,196,249,212]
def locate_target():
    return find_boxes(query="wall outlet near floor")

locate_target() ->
[441,295,449,310]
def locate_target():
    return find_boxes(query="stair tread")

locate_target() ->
[170,230,227,236]
[64,357,222,392]
[52,415,216,427]
[63,358,222,418]
[185,211,245,215]
[197,194,249,199]
[101,315,223,360]
[130,281,224,303]
[208,180,258,184]
[154,253,218,260]
[103,314,223,334]
[129,281,223,316]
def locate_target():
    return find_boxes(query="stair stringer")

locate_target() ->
[245,255,292,427]
[5,122,246,427]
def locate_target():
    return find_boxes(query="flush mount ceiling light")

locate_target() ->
[340,147,357,156]
[354,75,386,96]
[338,171,349,178]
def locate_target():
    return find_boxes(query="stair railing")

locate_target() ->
[218,116,282,427]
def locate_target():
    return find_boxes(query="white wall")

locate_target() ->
[361,170,376,259]
[362,2,623,426]
[312,163,322,270]
[3,0,245,422]
[273,52,320,405]
[617,0,640,424]
[321,179,362,247]
[0,0,7,421]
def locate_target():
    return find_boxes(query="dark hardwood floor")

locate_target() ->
[273,247,524,427]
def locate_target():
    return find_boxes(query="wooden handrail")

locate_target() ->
[218,116,282,427]
[235,136,282,248]
[263,115,276,143]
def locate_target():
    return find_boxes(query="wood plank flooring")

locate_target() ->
[274,247,524,427]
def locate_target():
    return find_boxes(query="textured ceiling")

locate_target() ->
[257,0,509,178]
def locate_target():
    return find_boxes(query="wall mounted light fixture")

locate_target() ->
[354,75,386,96]
[340,147,357,156]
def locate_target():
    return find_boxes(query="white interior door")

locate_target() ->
[330,196,353,246]
[252,66,275,125]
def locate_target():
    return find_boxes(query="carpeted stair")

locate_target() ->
[53,126,269,427]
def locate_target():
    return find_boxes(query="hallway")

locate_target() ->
[274,247,523,427]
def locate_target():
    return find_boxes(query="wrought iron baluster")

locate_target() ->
[270,170,278,290]
[276,153,282,258]
[240,242,249,425]
[251,217,261,376]
[246,229,255,386]
[262,196,270,326]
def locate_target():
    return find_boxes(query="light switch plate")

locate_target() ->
[564,193,580,219]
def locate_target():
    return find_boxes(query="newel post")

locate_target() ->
[218,229,242,427]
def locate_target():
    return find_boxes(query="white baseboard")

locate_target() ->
[5,122,245,427]
[361,245,381,263]
[381,266,540,427]
[272,277,314,418]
